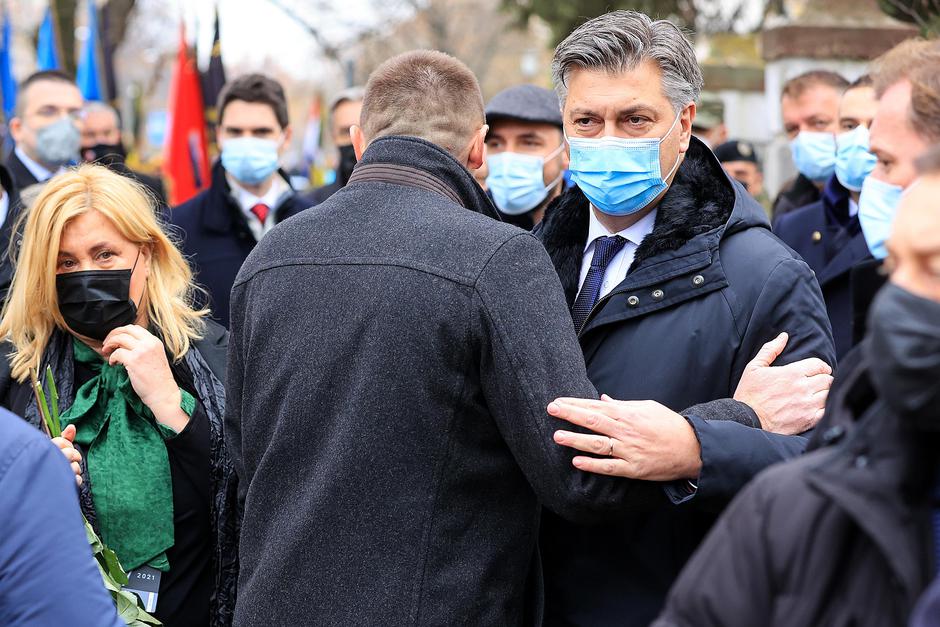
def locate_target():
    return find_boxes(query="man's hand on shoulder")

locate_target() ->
[549,396,702,482]
[733,333,833,435]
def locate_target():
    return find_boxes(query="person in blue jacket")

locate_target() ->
[0,407,123,627]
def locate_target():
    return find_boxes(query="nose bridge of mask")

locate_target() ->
[837,124,869,150]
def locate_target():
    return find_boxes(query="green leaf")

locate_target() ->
[103,547,129,586]
[29,369,57,438]
[96,560,123,592]
[85,518,105,553]
[115,589,139,620]
[45,366,61,436]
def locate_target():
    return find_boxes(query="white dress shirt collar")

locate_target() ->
[584,205,658,251]
[14,145,57,183]
[228,174,291,241]
[0,190,8,230]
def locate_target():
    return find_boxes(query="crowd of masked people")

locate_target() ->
[0,9,937,627]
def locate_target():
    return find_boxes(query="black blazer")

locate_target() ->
[4,150,41,191]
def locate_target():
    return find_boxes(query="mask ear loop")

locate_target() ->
[541,142,568,192]
[128,247,146,315]
[660,110,685,182]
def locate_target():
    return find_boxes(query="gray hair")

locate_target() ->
[83,101,121,125]
[551,11,703,114]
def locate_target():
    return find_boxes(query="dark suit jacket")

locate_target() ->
[774,175,872,359]
[0,164,21,302]
[4,150,41,191]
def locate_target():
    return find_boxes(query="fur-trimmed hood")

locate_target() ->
[536,136,769,305]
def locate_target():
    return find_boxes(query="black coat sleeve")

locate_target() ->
[474,233,665,521]
[652,469,779,627]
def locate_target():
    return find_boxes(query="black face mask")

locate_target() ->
[56,254,140,341]
[82,142,127,167]
[337,144,357,187]
[866,282,940,429]
[734,178,750,192]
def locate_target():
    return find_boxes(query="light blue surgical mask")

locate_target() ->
[858,175,904,260]
[834,125,877,192]
[221,137,281,185]
[566,113,682,216]
[486,143,565,215]
[790,131,836,183]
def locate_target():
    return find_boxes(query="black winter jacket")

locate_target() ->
[0,322,238,626]
[535,138,837,626]
[226,136,657,627]
[170,163,310,326]
[655,344,937,627]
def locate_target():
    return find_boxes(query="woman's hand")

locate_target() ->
[102,325,189,432]
[51,424,83,486]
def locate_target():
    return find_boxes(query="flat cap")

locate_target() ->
[485,84,563,128]
[714,140,760,165]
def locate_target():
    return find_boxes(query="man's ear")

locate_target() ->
[350,125,367,161]
[8,117,23,144]
[679,102,695,154]
[280,125,293,152]
[467,125,487,171]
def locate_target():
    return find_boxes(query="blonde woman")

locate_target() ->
[0,164,236,627]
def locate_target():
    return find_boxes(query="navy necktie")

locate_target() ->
[571,235,628,332]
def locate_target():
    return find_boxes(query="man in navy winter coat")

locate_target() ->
[536,12,836,626]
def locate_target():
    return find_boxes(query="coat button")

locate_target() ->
[627,295,640,307]
[812,231,822,243]
[692,275,705,286]
[854,455,869,469]
[651,289,664,301]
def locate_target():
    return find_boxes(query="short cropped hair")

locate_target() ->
[871,39,940,142]
[915,144,940,176]
[359,50,484,158]
[14,70,77,118]
[218,73,289,129]
[781,70,849,101]
[551,10,703,113]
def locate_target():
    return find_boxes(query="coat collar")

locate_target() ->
[354,135,501,221]
[199,161,299,235]
[536,137,747,309]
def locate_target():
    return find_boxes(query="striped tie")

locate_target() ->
[571,235,627,332]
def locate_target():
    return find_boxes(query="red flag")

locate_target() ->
[163,25,210,206]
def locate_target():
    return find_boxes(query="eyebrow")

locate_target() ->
[223,126,276,133]
[517,131,545,141]
[568,104,658,118]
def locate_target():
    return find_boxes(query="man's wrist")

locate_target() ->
[680,417,703,480]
